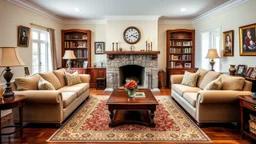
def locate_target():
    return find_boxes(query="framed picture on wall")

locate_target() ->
[18,25,30,47]
[94,42,105,54]
[223,30,234,56]
[239,23,256,56]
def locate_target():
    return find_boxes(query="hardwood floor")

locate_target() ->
[2,88,255,144]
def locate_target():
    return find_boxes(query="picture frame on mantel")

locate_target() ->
[18,25,30,47]
[239,23,256,56]
[223,30,234,56]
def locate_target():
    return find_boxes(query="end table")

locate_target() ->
[0,95,26,143]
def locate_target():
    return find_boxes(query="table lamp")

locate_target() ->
[0,47,25,99]
[62,50,76,70]
[205,49,220,71]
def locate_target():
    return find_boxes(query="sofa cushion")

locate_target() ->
[196,69,209,87]
[203,78,222,90]
[15,74,41,91]
[58,83,89,97]
[53,69,66,87]
[172,84,202,96]
[183,93,198,107]
[39,72,62,90]
[199,71,221,89]
[181,71,199,87]
[64,71,82,86]
[38,78,55,90]
[61,92,77,108]
[219,74,245,90]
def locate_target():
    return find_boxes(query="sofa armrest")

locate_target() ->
[198,90,252,104]
[79,74,90,83]
[14,90,62,104]
[170,75,184,84]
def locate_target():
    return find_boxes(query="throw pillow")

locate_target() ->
[204,78,222,90]
[38,78,55,90]
[15,74,41,91]
[39,72,62,90]
[181,71,199,87]
[64,71,82,86]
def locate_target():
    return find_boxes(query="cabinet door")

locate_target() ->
[98,69,106,78]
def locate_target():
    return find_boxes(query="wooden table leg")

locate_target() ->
[19,106,23,137]
[109,107,115,127]
[149,108,156,127]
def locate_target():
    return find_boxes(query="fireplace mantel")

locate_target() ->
[105,51,160,60]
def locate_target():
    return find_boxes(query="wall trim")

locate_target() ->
[7,0,64,23]
[158,19,192,24]
[105,15,161,21]
[192,0,248,23]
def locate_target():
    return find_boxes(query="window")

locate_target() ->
[32,29,51,74]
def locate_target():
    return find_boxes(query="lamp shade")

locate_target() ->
[0,47,25,67]
[63,50,76,59]
[205,49,220,59]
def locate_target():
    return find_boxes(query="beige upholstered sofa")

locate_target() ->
[11,69,90,124]
[170,68,252,125]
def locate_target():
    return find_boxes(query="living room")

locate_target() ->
[0,0,256,143]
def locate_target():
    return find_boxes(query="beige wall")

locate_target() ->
[158,23,194,70]
[194,0,256,72]
[0,0,63,83]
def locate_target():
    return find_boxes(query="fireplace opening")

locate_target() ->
[119,65,145,87]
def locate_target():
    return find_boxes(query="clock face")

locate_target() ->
[123,26,141,44]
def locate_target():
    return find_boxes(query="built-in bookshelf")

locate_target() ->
[61,29,91,68]
[166,29,197,88]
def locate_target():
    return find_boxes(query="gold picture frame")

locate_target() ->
[239,23,256,56]
[223,30,234,56]
[18,25,30,47]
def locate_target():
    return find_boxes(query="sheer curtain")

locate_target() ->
[47,28,58,70]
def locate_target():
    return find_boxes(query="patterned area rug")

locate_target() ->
[47,96,211,142]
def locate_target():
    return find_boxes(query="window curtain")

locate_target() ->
[47,28,58,70]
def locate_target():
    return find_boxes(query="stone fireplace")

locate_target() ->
[105,52,160,93]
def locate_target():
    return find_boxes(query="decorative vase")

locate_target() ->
[229,65,236,75]
[127,89,135,98]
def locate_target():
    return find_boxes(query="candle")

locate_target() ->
[151,41,152,51]
[146,41,148,51]
[116,41,118,51]
[112,41,114,51]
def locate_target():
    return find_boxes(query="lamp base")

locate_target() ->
[2,67,15,100]
[210,59,215,71]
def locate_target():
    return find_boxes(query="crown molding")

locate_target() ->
[192,0,248,23]
[158,19,192,24]
[105,15,161,21]
[64,19,107,24]
[7,0,64,23]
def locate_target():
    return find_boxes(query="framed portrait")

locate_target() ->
[184,63,191,68]
[239,23,256,56]
[249,67,256,78]
[18,25,30,47]
[83,61,88,68]
[94,42,105,54]
[223,30,234,56]
[236,65,247,75]
[245,67,254,77]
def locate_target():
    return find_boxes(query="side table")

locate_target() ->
[0,95,26,143]
[238,95,256,141]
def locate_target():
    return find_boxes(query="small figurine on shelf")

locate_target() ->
[93,62,97,67]
[119,47,123,51]
[101,61,104,67]
[130,45,135,51]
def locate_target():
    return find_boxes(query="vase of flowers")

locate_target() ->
[124,80,138,98]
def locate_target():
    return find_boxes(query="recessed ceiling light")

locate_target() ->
[74,8,80,12]
[181,8,186,12]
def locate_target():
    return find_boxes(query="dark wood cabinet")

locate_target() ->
[166,29,196,88]
[70,67,106,88]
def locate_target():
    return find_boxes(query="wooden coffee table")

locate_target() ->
[106,89,158,127]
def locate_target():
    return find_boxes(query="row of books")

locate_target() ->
[170,41,192,46]
[170,48,192,53]
[74,49,88,58]
[65,35,87,40]
[64,41,87,48]
[170,55,192,61]
[170,62,192,68]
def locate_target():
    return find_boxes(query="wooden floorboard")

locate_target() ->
[2,88,255,144]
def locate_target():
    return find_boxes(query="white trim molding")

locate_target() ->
[64,19,107,24]
[158,19,192,24]
[192,0,248,23]
[105,15,161,21]
[7,0,64,23]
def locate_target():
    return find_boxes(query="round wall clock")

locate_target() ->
[123,26,141,44]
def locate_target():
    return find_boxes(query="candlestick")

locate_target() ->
[116,42,118,51]
[146,41,148,51]
[112,42,114,51]
[151,41,152,51]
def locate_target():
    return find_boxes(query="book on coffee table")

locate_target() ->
[135,92,146,98]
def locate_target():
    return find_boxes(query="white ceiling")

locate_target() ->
[24,0,230,20]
